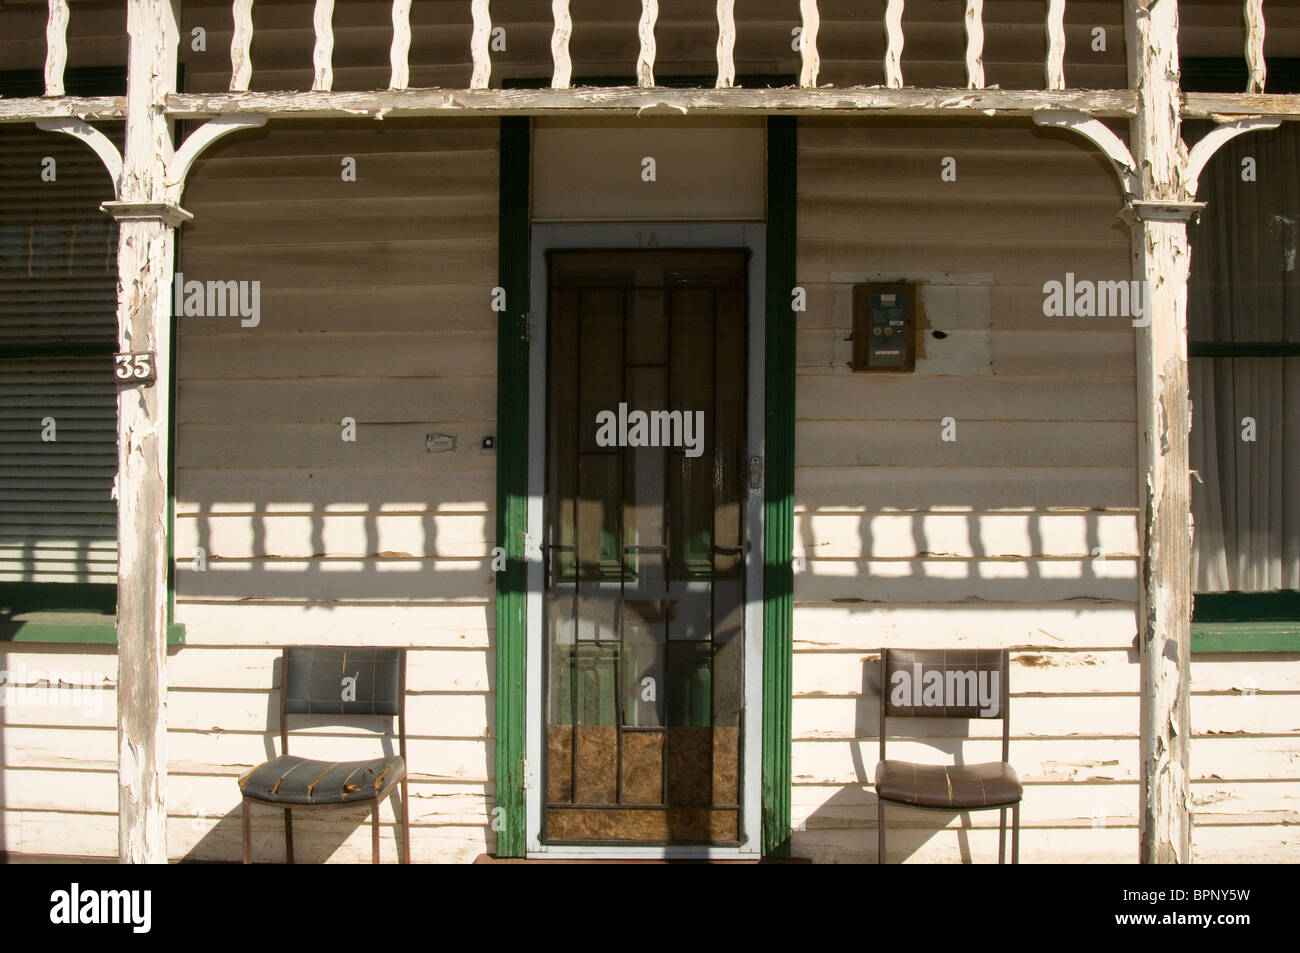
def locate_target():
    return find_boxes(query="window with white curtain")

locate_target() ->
[1187,119,1300,599]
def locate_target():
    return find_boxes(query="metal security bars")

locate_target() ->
[542,250,747,846]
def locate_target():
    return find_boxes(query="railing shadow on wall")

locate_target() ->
[791,504,1140,863]
[172,491,1137,861]
[171,495,496,862]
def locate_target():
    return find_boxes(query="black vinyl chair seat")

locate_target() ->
[239,754,405,806]
[875,759,1022,811]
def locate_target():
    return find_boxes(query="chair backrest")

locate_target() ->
[879,648,1010,764]
[279,647,407,758]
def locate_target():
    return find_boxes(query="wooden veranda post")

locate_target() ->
[109,0,186,864]
[1124,0,1195,864]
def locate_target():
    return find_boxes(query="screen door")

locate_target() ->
[543,249,748,845]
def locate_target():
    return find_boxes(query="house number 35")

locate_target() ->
[113,351,156,385]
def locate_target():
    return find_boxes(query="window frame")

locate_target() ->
[0,65,183,646]
[1182,56,1300,652]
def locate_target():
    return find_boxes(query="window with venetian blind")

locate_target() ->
[0,69,123,601]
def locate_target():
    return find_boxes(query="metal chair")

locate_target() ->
[875,648,1021,863]
[238,646,410,864]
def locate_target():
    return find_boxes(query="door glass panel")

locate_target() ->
[544,249,748,845]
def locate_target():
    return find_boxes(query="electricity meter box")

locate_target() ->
[852,282,917,373]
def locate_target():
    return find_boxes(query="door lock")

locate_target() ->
[748,455,763,490]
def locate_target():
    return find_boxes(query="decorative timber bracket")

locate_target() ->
[1034,111,1282,211]
[1183,117,1281,195]
[32,114,268,212]
[34,117,124,196]
[1033,110,1142,201]
[167,115,269,199]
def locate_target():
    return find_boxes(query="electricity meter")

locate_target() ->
[852,282,917,373]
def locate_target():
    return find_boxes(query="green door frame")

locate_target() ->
[762,116,797,857]
[492,115,796,858]
[493,116,531,856]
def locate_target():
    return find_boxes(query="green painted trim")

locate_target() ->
[0,615,185,645]
[494,116,530,857]
[1,585,185,645]
[168,224,181,631]
[1191,623,1300,653]
[0,582,116,613]
[1189,342,1300,357]
[168,68,188,632]
[1191,591,1300,652]
[1193,589,1300,621]
[762,116,797,858]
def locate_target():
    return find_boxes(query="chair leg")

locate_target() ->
[878,800,886,864]
[1012,803,1020,864]
[400,779,411,864]
[242,798,250,864]
[284,808,294,865]
[372,802,381,864]
[999,807,1007,864]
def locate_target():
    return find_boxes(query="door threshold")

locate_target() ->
[477,854,759,864]
[526,845,760,861]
